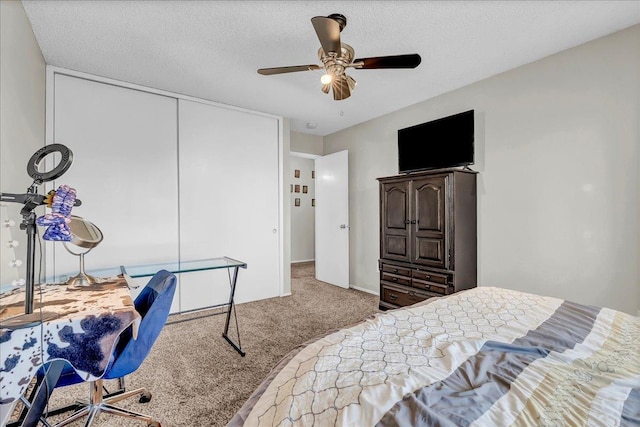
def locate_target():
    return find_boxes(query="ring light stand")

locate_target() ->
[0,144,78,314]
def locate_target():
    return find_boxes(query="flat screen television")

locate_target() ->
[398,110,474,173]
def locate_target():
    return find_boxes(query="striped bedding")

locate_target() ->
[228,287,640,426]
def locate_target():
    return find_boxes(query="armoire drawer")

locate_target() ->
[381,272,411,287]
[410,279,449,295]
[381,284,438,307]
[381,264,412,277]
[412,269,450,285]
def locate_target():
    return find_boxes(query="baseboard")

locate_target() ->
[280,292,292,297]
[291,259,315,264]
[350,284,379,296]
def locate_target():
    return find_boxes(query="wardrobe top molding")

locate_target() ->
[377,167,478,182]
[46,66,283,121]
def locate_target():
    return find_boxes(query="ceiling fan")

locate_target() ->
[257,13,421,101]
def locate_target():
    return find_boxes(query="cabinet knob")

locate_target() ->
[404,220,410,224]
[392,268,398,273]
[425,275,431,280]
[389,294,398,300]
[392,277,398,281]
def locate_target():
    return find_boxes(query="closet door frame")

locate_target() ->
[45,66,285,297]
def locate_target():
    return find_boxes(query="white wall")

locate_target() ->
[0,1,46,286]
[324,25,640,314]
[290,156,315,262]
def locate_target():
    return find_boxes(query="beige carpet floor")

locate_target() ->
[39,262,379,426]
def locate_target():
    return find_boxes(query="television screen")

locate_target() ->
[398,110,474,173]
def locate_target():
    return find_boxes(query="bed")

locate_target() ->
[228,287,640,426]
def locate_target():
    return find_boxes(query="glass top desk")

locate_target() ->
[96,257,248,356]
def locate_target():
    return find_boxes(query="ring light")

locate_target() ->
[26,143,73,183]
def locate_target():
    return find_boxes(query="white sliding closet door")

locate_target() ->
[51,74,180,310]
[178,99,280,309]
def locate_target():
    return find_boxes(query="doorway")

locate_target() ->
[289,150,349,290]
[290,153,317,265]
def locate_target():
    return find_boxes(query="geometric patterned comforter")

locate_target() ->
[228,287,640,426]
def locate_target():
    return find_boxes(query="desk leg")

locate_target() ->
[21,359,65,427]
[222,266,245,357]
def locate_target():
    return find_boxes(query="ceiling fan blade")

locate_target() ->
[311,16,341,55]
[257,64,321,75]
[331,75,351,101]
[353,54,421,69]
[321,83,331,94]
[345,75,357,92]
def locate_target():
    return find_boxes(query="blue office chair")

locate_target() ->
[41,270,177,427]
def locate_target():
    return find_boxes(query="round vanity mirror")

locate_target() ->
[64,216,103,286]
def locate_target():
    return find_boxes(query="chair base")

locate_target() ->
[50,381,160,427]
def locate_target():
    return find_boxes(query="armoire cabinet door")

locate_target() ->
[411,175,449,268]
[380,181,411,262]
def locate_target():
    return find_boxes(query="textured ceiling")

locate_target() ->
[22,1,640,136]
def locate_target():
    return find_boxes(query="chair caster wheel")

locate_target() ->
[148,422,161,427]
[139,391,152,403]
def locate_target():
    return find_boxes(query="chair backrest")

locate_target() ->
[105,270,176,379]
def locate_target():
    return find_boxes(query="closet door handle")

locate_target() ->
[404,220,410,224]
[410,220,416,224]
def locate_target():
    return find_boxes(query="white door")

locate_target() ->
[315,150,349,288]
[50,73,181,311]
[178,99,281,309]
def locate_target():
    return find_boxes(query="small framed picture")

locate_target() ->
[295,198,300,207]
[312,170,315,179]
[294,184,300,193]
[294,169,300,178]
[302,185,308,194]
[311,198,315,207]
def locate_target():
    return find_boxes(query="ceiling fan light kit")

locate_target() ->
[257,13,421,101]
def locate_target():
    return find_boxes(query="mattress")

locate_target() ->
[228,287,640,426]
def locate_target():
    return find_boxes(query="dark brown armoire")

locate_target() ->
[377,168,477,310]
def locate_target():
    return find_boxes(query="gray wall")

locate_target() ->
[324,25,640,314]
[290,156,315,262]
[291,131,323,156]
[0,0,46,286]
